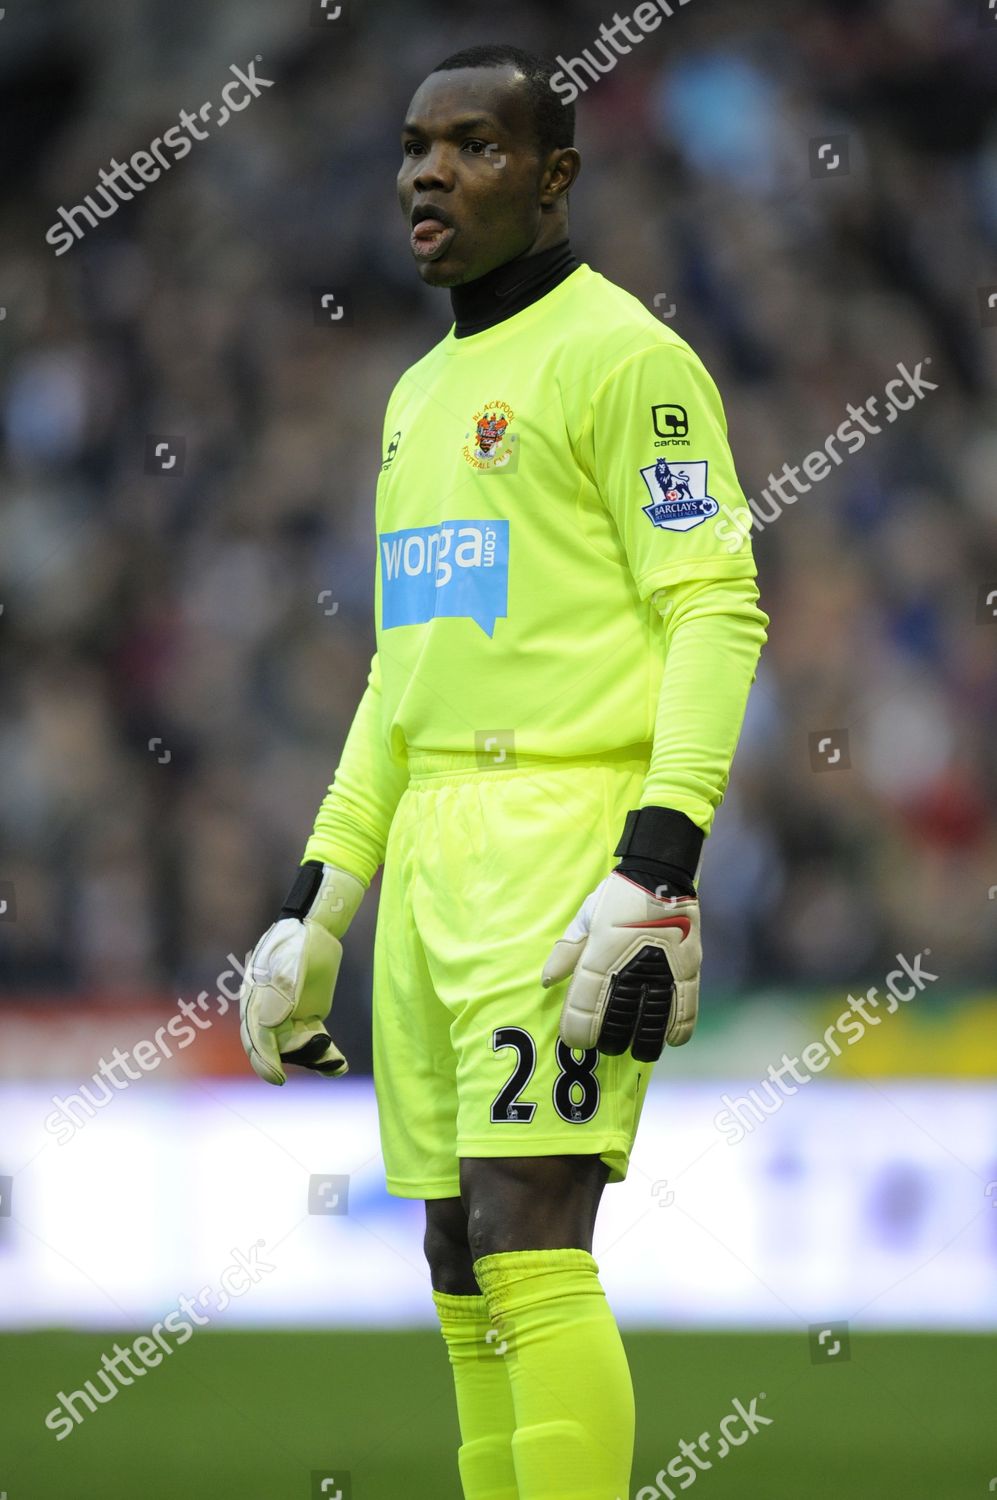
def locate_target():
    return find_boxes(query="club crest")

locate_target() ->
[462,400,518,472]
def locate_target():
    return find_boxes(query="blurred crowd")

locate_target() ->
[2,0,996,1066]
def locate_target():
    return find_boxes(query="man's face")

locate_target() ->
[398,65,553,287]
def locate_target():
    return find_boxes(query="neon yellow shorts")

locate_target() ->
[371,746,655,1199]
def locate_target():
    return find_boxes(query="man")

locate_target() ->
[240,43,767,1500]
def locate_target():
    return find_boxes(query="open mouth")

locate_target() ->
[411,209,456,262]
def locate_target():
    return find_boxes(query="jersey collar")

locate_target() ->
[450,240,580,339]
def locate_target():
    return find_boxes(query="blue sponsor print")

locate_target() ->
[380,519,509,637]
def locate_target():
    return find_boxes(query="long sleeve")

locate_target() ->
[641,574,769,834]
[300,651,409,885]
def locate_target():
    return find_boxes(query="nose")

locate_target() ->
[413,144,455,195]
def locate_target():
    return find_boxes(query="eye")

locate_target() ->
[464,139,489,155]
[403,141,425,158]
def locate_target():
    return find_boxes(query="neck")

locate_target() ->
[450,239,579,338]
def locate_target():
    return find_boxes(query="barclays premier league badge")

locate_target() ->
[639,458,719,532]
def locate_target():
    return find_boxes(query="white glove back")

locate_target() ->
[542,871,701,1061]
[239,865,365,1085]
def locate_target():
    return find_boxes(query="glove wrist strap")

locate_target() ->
[279,861,365,938]
[614,806,704,890]
[616,860,697,898]
[280,861,324,919]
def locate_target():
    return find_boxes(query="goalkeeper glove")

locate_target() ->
[239,861,365,1086]
[541,807,703,1064]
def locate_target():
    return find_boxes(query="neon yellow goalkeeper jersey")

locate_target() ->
[372,262,756,765]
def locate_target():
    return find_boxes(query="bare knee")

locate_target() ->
[460,1155,609,1262]
[424,1197,479,1295]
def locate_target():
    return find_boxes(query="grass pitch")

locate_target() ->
[1,1329,992,1499]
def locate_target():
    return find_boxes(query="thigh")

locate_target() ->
[424,1196,479,1295]
[460,1154,610,1259]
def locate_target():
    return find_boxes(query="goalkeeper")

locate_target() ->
[240,43,768,1500]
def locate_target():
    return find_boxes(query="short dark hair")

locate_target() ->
[431,44,575,157]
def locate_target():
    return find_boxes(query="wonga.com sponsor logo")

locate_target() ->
[380,520,509,637]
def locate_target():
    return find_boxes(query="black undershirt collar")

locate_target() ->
[450,240,580,338]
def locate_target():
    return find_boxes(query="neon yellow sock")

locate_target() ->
[433,1290,519,1500]
[473,1249,634,1500]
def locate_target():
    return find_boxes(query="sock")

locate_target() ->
[473,1249,634,1500]
[433,1289,519,1500]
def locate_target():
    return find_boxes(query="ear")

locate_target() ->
[540,146,581,208]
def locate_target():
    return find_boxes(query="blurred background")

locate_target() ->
[2,0,997,1496]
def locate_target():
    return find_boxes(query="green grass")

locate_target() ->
[1,1330,993,1499]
